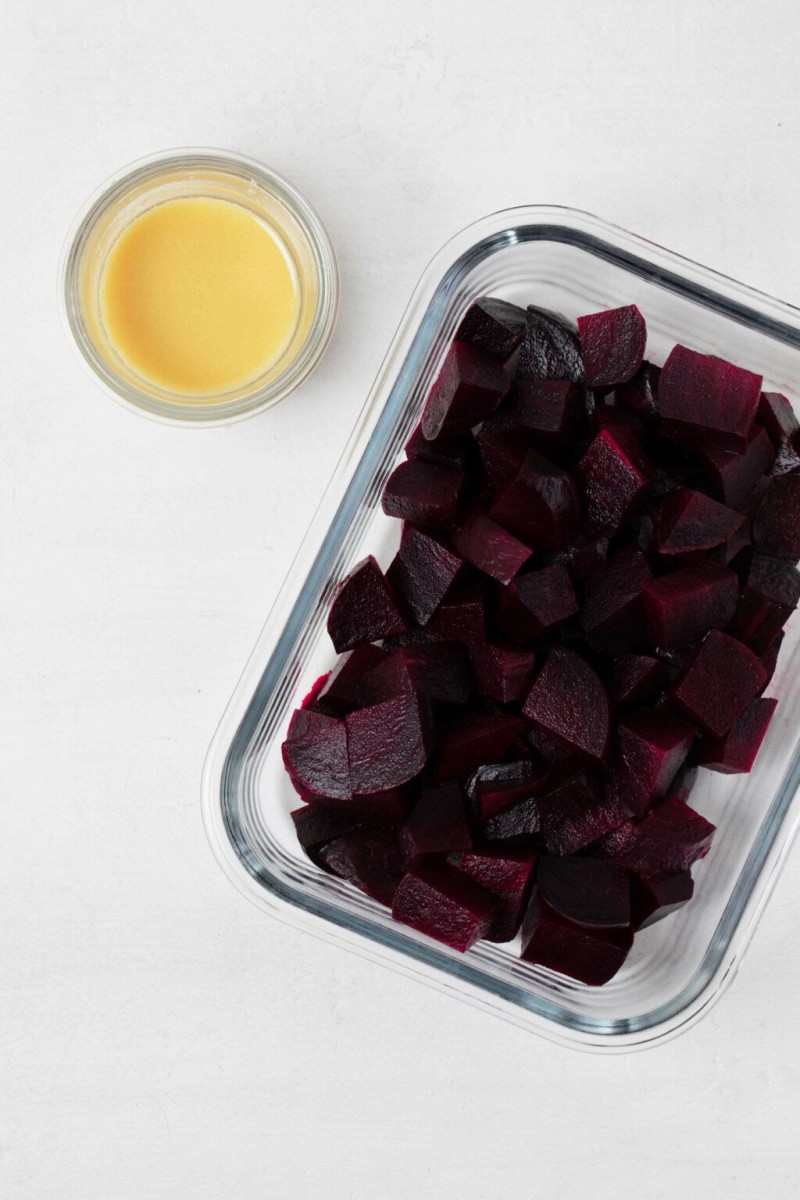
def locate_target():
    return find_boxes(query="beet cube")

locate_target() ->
[436,712,525,782]
[381,458,463,528]
[421,342,510,440]
[405,422,477,473]
[698,426,775,508]
[538,774,628,855]
[579,427,655,538]
[318,827,407,906]
[654,488,745,556]
[609,654,671,706]
[658,344,762,452]
[456,847,538,941]
[316,645,387,714]
[282,708,352,801]
[599,795,715,876]
[523,646,611,764]
[465,760,543,822]
[758,391,799,467]
[425,580,487,642]
[695,696,777,774]
[490,449,580,554]
[510,378,584,440]
[537,855,631,929]
[631,871,694,929]
[469,644,537,704]
[554,534,610,582]
[517,306,585,382]
[358,644,470,707]
[727,551,800,653]
[577,305,646,388]
[760,631,784,685]
[346,691,432,793]
[607,710,697,818]
[455,296,527,362]
[476,424,528,493]
[481,792,544,844]
[616,362,660,420]
[671,630,767,737]
[291,792,408,858]
[641,562,738,649]
[451,509,532,584]
[386,525,464,626]
[753,469,800,562]
[391,857,498,951]
[327,556,407,653]
[499,563,579,643]
[580,545,652,651]
[402,782,472,858]
[520,894,632,985]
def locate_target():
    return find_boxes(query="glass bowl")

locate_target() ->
[60,148,339,425]
[202,206,800,1049]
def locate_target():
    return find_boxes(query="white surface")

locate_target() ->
[3,2,800,1196]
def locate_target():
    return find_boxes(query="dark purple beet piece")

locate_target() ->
[455,296,527,362]
[654,488,745,556]
[386,525,464,626]
[641,562,738,650]
[327,556,406,653]
[318,827,407,906]
[425,580,487,643]
[537,855,631,929]
[698,426,775,508]
[599,795,715,877]
[758,392,800,474]
[607,710,697,818]
[476,424,528,493]
[520,894,632,985]
[753,469,800,562]
[727,551,800,653]
[499,563,579,643]
[316,645,387,714]
[609,654,670,707]
[671,630,767,737]
[510,379,584,440]
[374,643,470,706]
[346,691,432,793]
[451,509,531,584]
[695,696,777,774]
[577,305,646,388]
[456,847,538,941]
[468,644,537,704]
[761,631,784,685]
[465,760,542,822]
[658,344,762,452]
[523,646,611,764]
[616,362,660,420]
[421,341,510,440]
[404,422,476,473]
[517,306,585,382]
[490,450,580,554]
[579,546,652,651]
[291,792,408,857]
[538,774,628,855]
[594,405,642,433]
[554,534,610,582]
[282,708,352,800]
[436,712,525,782]
[391,857,498,952]
[401,782,472,858]
[631,871,694,930]
[381,458,463,528]
[481,792,544,844]
[579,427,655,537]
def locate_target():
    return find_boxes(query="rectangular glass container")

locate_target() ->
[202,206,800,1050]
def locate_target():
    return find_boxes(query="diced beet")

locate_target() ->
[579,428,655,537]
[476,424,528,493]
[523,646,611,764]
[609,654,671,706]
[386,525,464,626]
[761,631,784,685]
[727,551,800,653]
[405,422,477,473]
[520,894,632,985]
[517,306,585,382]
[490,450,580,554]
[538,774,628,855]
[631,871,694,930]
[499,563,579,643]
[577,305,646,388]
[698,426,775,508]
[537,855,631,928]
[469,644,537,704]
[593,405,642,434]
[401,782,472,858]
[465,760,543,822]
[598,794,715,876]
[658,344,762,452]
[554,534,611,582]
[318,827,407,906]
[616,362,660,420]
[654,488,745,556]
[607,710,697,818]
[695,696,777,774]
[481,792,544,844]
[282,708,352,800]
[316,645,387,714]
[758,392,800,474]
[300,672,330,710]
[381,458,463,528]
[436,712,525,782]
[510,379,584,440]
[753,469,800,562]
[580,546,652,651]
[641,562,738,649]
[391,857,498,951]
[421,341,510,440]
[358,644,470,707]
[346,691,432,793]
[291,791,409,855]
[451,509,531,584]
[425,580,487,642]
[456,847,538,941]
[671,630,767,737]
[327,556,406,653]
[455,296,527,362]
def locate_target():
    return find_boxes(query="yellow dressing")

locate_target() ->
[100,197,300,396]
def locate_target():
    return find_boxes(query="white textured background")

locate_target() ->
[3,2,800,1197]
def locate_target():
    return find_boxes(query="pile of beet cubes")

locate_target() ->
[283,297,800,985]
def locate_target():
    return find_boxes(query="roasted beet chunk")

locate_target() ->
[358,644,470,707]
[698,426,775,508]
[641,562,738,649]
[381,458,463,528]
[386,525,463,626]
[727,551,800,653]
[753,469,800,562]
[480,793,544,844]
[670,630,767,737]
[282,709,352,800]
[451,509,531,584]
[316,645,387,714]
[598,795,715,876]
[758,391,800,474]
[490,449,580,553]
[654,488,745,557]
[523,646,611,764]
[291,792,408,859]
[327,556,406,652]
[425,580,487,642]
[391,857,498,951]
[537,855,631,928]
[579,545,652,651]
[616,362,660,420]
[517,306,584,382]
[468,644,537,704]
[579,428,655,537]
[658,344,762,452]
[421,342,510,440]
[499,563,579,643]
[695,696,777,774]
[346,691,432,793]
[456,847,538,941]
[538,774,628,855]
[760,631,784,685]
[510,379,584,441]
[401,782,472,858]
[520,893,632,985]
[455,296,527,362]
[476,424,528,492]
[631,871,695,929]
[577,305,646,388]
[607,710,697,818]
[318,827,407,905]
[609,654,670,707]
[436,712,525,782]
[465,760,543,822]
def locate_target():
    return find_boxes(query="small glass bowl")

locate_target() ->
[60,148,339,425]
